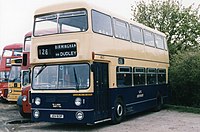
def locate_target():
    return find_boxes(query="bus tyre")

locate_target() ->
[19,106,30,118]
[112,98,125,124]
[154,95,163,112]
[0,97,8,103]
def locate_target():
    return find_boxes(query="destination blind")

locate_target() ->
[38,43,77,59]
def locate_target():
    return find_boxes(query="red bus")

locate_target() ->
[0,43,23,101]
[18,30,55,117]
[17,32,31,117]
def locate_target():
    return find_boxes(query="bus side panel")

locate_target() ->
[22,87,31,113]
[109,84,168,115]
[0,82,8,98]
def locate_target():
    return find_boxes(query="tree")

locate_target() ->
[169,51,200,107]
[132,0,200,56]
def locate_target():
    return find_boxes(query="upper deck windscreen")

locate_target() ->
[24,36,31,52]
[34,9,88,36]
[3,48,22,57]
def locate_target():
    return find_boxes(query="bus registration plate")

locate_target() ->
[50,114,64,119]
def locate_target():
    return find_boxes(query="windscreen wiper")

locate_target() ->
[73,67,79,91]
[35,65,46,78]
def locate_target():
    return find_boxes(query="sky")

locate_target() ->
[0,0,199,55]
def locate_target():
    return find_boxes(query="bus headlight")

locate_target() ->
[22,96,27,102]
[75,97,82,106]
[33,109,40,118]
[0,90,2,94]
[75,111,84,120]
[35,97,41,105]
[8,89,12,93]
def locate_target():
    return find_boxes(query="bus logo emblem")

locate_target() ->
[137,90,144,98]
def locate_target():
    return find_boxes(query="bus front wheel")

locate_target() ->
[112,98,125,124]
[19,106,31,118]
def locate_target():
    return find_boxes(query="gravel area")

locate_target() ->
[0,100,200,132]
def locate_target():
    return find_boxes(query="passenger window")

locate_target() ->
[158,69,166,84]
[113,18,130,40]
[116,66,132,87]
[130,25,144,44]
[147,68,156,85]
[144,30,155,47]
[133,67,145,86]
[164,37,168,50]
[92,10,113,36]
[155,34,164,49]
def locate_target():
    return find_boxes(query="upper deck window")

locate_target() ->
[144,30,155,47]
[34,9,88,36]
[24,36,31,52]
[164,37,168,50]
[113,18,130,41]
[130,25,144,44]
[3,50,12,57]
[92,10,113,36]
[155,34,164,49]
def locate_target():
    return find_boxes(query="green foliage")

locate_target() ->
[165,105,200,114]
[169,51,200,107]
[132,0,200,56]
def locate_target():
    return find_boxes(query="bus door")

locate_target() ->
[93,62,109,121]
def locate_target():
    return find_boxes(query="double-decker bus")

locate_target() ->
[17,32,32,117]
[31,1,169,124]
[7,58,22,102]
[0,43,23,101]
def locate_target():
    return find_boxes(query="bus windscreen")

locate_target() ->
[32,63,90,90]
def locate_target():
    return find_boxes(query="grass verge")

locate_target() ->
[165,104,200,114]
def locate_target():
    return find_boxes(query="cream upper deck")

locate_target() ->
[31,0,169,65]
[34,1,165,37]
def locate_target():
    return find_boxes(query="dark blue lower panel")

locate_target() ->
[109,84,168,115]
[125,98,157,115]
[31,109,95,124]
[31,84,168,124]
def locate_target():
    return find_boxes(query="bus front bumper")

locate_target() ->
[31,108,95,124]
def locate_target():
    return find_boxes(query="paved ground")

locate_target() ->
[0,100,200,132]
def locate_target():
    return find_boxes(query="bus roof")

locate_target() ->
[3,43,23,50]
[25,31,32,38]
[34,0,166,37]
[34,0,91,16]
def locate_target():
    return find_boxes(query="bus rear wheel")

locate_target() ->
[154,95,163,112]
[112,98,125,124]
